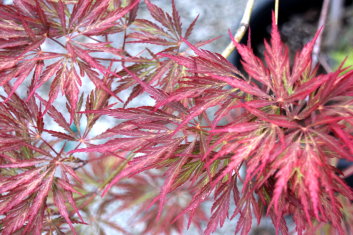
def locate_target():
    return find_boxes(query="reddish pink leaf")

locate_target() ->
[211,122,261,133]
[0,160,46,168]
[54,187,77,235]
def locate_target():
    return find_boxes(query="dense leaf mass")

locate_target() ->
[0,0,353,234]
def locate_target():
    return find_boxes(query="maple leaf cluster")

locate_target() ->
[0,0,353,235]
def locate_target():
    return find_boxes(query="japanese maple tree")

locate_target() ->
[0,0,353,235]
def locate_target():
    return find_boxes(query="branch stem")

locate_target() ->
[312,0,331,68]
[275,0,279,24]
[221,0,255,58]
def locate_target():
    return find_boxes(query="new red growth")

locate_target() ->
[0,1,353,235]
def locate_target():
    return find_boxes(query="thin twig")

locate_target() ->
[221,0,255,58]
[312,0,331,68]
[275,0,279,24]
